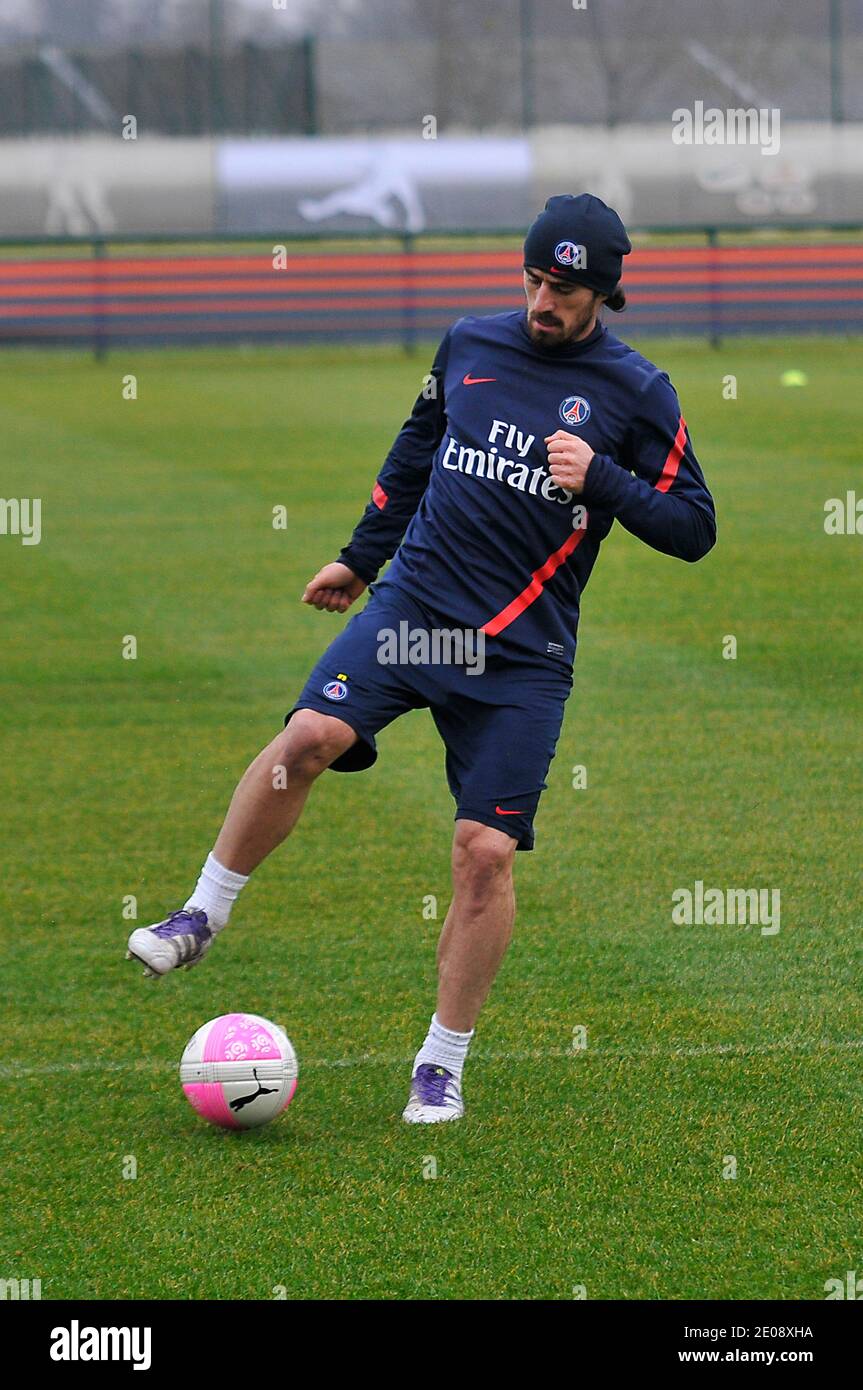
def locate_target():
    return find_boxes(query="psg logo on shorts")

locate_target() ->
[322,679,348,701]
[559,395,591,426]
[554,240,580,267]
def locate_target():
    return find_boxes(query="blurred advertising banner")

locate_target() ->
[0,139,216,238]
[216,136,534,234]
[533,123,863,226]
[0,127,861,238]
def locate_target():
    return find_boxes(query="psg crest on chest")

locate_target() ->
[559,395,591,426]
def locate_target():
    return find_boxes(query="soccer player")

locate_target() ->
[128,194,716,1123]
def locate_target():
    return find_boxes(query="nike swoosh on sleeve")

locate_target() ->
[463,374,497,385]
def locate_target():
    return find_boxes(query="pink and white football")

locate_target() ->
[179,1013,298,1130]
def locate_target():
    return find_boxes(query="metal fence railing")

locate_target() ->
[0,0,860,137]
[0,41,316,138]
[0,231,861,355]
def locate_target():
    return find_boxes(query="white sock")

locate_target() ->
[413,1013,474,1084]
[184,852,249,932]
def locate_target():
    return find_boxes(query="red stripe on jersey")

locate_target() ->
[655,416,687,493]
[481,523,588,637]
[372,481,388,509]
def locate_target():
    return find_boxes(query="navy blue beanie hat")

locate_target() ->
[523,193,631,296]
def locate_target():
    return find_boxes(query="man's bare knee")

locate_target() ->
[452,821,517,895]
[272,709,357,780]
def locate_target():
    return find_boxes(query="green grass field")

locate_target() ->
[1,335,861,1300]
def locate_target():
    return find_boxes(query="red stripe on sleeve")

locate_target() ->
[655,416,687,493]
[481,523,588,637]
[372,481,388,509]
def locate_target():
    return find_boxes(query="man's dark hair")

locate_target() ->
[604,283,626,312]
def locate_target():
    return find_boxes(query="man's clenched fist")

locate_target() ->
[302,561,367,613]
[545,430,595,495]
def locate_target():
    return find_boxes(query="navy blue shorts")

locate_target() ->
[286,586,572,851]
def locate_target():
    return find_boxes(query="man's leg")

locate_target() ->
[403,820,517,1123]
[213,709,358,876]
[127,710,357,976]
[436,820,517,1032]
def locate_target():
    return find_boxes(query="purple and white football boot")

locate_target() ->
[402,1063,464,1124]
[126,909,213,979]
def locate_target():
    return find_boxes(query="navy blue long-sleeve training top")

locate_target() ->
[338,309,716,669]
